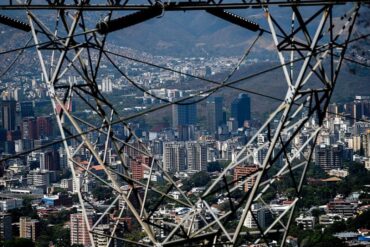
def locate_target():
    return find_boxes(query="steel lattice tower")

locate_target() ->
[0,1,367,246]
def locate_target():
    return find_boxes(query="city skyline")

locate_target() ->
[0,2,369,247]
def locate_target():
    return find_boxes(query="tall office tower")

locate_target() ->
[186,142,208,172]
[40,149,60,171]
[0,100,17,131]
[327,103,339,119]
[150,139,163,155]
[163,142,186,172]
[177,124,195,141]
[206,96,224,135]
[36,116,53,139]
[70,212,93,246]
[354,96,370,120]
[231,93,251,128]
[315,144,344,171]
[20,101,34,118]
[21,117,37,140]
[172,103,197,129]
[0,213,12,242]
[100,77,113,93]
[19,217,40,242]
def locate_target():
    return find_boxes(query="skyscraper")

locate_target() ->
[186,142,208,171]
[172,103,197,129]
[20,101,34,118]
[206,96,224,135]
[163,142,186,172]
[40,149,60,171]
[36,116,53,139]
[70,212,93,246]
[315,144,343,171]
[231,93,251,128]
[21,117,37,140]
[1,100,17,131]
[354,96,370,120]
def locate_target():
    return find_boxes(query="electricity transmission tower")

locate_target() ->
[0,1,367,246]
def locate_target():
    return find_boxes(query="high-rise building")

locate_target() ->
[21,117,37,140]
[27,169,50,187]
[362,130,370,158]
[177,124,195,141]
[40,149,60,171]
[186,142,208,171]
[163,142,186,172]
[70,212,93,246]
[234,165,259,192]
[354,96,370,120]
[1,100,17,131]
[0,198,23,211]
[130,155,152,181]
[231,93,251,128]
[93,224,110,247]
[315,144,343,171]
[100,77,113,93]
[124,141,146,167]
[172,103,197,129]
[206,96,224,135]
[36,116,53,139]
[20,101,34,118]
[19,217,40,242]
[0,213,12,242]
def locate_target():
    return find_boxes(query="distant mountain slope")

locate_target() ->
[0,5,368,116]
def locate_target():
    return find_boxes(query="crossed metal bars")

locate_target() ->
[0,1,362,246]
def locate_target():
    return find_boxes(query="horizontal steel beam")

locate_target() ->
[0,1,364,11]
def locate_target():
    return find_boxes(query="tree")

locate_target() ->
[4,238,35,247]
[9,197,38,222]
[181,171,211,192]
[189,171,211,187]
[207,161,222,172]
[51,226,70,247]
[299,230,346,247]
[347,210,370,230]
[328,220,347,234]
[92,185,114,201]
[311,208,322,218]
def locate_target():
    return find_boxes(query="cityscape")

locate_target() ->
[0,1,369,247]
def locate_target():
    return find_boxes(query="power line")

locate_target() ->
[0,21,369,164]
[102,30,263,106]
[0,36,32,78]
[342,55,370,68]
[99,36,370,123]
[0,51,311,163]
[1,42,369,163]
[0,1,366,10]
[0,28,97,56]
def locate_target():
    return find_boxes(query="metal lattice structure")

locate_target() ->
[0,1,367,246]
